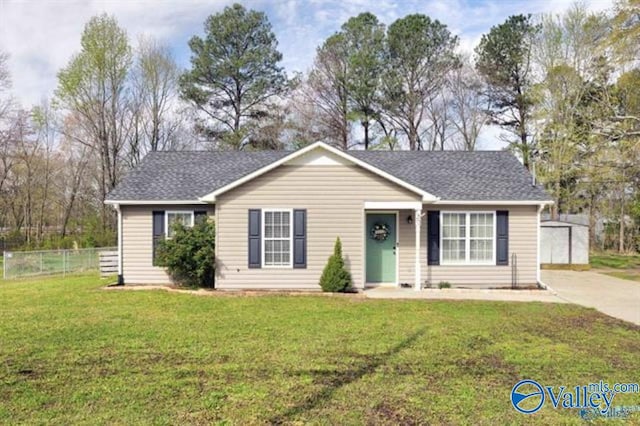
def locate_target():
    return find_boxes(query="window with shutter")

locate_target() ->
[152,211,165,266]
[293,209,306,268]
[262,209,292,267]
[248,209,261,268]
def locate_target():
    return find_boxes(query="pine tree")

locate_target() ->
[319,237,352,292]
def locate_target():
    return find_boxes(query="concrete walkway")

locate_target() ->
[364,286,566,304]
[542,270,640,325]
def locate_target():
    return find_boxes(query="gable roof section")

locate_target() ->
[106,142,552,204]
[198,142,437,202]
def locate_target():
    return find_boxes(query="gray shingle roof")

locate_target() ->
[106,149,551,202]
[106,151,289,201]
[350,151,551,201]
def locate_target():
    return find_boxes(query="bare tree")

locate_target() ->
[304,37,352,149]
[31,101,57,242]
[0,51,12,121]
[0,51,15,230]
[57,115,91,238]
[129,36,181,165]
[55,14,133,229]
[423,88,454,151]
[448,57,488,151]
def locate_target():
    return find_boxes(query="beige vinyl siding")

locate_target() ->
[121,205,215,284]
[216,165,419,290]
[413,205,538,288]
[397,209,416,285]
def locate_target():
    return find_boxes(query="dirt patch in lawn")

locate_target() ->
[103,285,366,298]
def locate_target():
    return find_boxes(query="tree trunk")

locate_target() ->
[362,121,369,150]
[619,180,625,253]
[408,125,417,151]
[588,192,598,250]
[521,137,529,170]
[551,180,560,220]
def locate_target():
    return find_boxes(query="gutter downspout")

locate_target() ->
[115,204,124,285]
[414,208,424,291]
[537,204,543,286]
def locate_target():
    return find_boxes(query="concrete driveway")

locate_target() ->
[542,270,640,325]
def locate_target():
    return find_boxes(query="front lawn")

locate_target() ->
[1,275,639,424]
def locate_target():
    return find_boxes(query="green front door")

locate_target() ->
[366,213,397,284]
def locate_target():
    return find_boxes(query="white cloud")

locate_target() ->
[0,0,230,105]
[0,0,615,110]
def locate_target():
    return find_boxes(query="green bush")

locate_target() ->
[156,218,216,288]
[319,237,352,292]
[438,281,451,289]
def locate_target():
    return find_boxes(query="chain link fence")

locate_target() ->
[2,247,117,280]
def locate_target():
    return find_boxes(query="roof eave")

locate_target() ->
[104,199,209,205]
[433,200,554,206]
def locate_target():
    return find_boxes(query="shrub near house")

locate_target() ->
[156,218,216,287]
[319,237,352,292]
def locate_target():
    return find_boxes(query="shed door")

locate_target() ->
[541,226,570,264]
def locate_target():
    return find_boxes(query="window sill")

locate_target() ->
[439,262,497,267]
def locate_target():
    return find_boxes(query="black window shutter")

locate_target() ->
[152,211,165,266]
[496,210,509,265]
[248,209,261,268]
[427,210,440,265]
[194,210,207,224]
[293,209,307,268]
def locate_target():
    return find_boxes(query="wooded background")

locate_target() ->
[0,1,638,253]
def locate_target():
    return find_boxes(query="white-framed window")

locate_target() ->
[262,209,293,267]
[165,211,194,239]
[469,213,494,263]
[441,211,495,265]
[442,212,466,263]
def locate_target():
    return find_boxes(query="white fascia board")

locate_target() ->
[434,200,554,206]
[104,200,208,205]
[198,141,438,203]
[364,201,423,210]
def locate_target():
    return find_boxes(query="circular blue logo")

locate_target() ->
[511,379,545,414]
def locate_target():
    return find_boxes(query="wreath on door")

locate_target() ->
[370,222,390,242]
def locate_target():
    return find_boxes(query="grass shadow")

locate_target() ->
[269,327,426,423]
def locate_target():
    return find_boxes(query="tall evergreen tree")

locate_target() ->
[341,13,386,150]
[475,14,540,169]
[180,3,288,150]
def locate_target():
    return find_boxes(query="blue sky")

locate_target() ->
[0,0,612,109]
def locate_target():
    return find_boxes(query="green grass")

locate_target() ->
[590,253,640,269]
[1,275,639,424]
[590,253,640,283]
